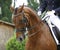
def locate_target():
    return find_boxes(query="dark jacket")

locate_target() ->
[39,0,60,15]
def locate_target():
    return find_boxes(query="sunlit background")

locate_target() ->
[11,0,39,8]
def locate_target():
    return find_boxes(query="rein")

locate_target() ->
[26,21,43,37]
[26,29,41,37]
[27,21,42,31]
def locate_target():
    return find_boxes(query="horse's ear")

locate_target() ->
[19,4,24,12]
[10,6,14,12]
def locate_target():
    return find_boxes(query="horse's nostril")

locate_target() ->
[19,37,23,41]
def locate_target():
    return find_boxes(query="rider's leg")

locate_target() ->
[50,15,60,31]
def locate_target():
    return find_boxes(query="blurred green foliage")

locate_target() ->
[6,34,26,50]
[0,0,12,23]
[0,0,43,23]
[27,0,39,11]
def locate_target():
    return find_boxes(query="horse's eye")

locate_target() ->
[19,18,28,24]
[19,20,23,24]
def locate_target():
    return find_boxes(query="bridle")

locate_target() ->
[13,8,43,37]
[13,9,28,33]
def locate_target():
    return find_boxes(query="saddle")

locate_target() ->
[51,23,60,44]
[49,23,60,50]
[52,25,60,42]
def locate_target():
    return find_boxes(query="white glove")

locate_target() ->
[37,11,41,16]
[46,10,55,16]
[42,10,55,20]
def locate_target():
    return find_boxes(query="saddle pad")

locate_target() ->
[45,20,60,45]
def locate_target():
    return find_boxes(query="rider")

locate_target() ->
[37,0,60,31]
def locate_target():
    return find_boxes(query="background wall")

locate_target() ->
[0,21,15,50]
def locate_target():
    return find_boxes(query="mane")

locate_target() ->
[23,7,41,22]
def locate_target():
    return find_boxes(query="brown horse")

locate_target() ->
[11,5,57,50]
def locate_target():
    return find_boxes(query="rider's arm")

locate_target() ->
[37,0,47,16]
[38,0,47,13]
[53,1,60,16]
[54,7,60,16]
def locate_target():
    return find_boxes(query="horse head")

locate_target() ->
[11,5,30,41]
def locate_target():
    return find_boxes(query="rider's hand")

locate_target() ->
[42,10,55,20]
[46,10,55,16]
[37,11,42,16]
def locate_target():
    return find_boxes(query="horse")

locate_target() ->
[10,5,57,50]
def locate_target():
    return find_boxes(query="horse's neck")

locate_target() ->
[28,15,43,39]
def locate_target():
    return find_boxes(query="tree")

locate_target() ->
[27,0,39,11]
[0,0,12,23]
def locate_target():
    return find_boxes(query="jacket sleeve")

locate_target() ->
[38,0,47,13]
[55,7,60,15]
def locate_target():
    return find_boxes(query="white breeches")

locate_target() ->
[50,15,60,31]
